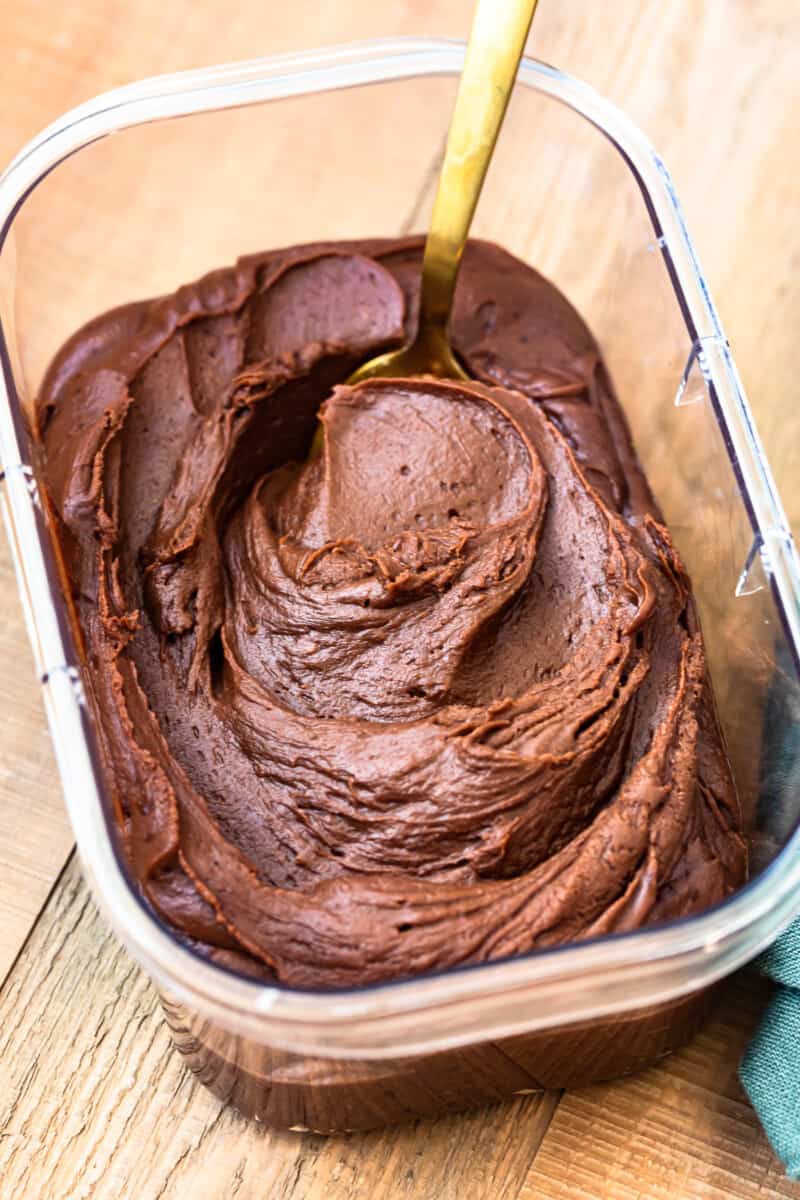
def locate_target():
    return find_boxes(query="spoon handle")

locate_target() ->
[419,0,538,336]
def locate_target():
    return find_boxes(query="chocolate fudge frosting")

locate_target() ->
[37,238,746,987]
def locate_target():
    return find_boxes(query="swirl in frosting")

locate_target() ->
[37,238,746,986]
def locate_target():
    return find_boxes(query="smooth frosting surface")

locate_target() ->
[37,238,746,986]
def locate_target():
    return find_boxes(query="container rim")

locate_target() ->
[2,37,800,1057]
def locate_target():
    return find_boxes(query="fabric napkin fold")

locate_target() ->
[740,918,800,1179]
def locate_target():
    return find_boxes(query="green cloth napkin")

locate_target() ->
[740,919,800,1177]
[738,641,800,1177]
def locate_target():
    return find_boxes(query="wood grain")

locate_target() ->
[0,858,789,1200]
[0,532,71,984]
[0,858,561,1200]
[522,979,798,1200]
[0,0,799,1196]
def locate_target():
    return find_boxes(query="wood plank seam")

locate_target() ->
[0,846,75,991]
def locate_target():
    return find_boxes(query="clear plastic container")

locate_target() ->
[1,39,799,1133]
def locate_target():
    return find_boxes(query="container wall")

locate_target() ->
[160,985,716,1132]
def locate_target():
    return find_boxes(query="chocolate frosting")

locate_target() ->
[37,238,746,987]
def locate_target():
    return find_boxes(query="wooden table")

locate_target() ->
[1,2,798,1196]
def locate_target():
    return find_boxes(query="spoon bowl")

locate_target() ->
[347,321,468,385]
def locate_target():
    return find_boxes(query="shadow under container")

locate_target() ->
[1,39,800,1134]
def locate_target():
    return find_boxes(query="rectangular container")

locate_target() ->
[1,39,800,1133]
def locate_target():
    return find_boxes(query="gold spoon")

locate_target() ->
[310,0,538,456]
[349,0,539,385]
